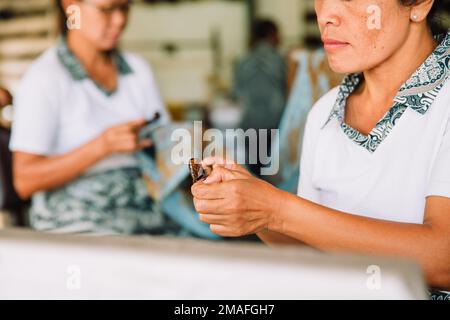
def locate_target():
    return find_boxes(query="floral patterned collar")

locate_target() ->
[322,30,450,153]
[56,37,133,96]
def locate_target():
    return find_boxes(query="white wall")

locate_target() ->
[122,1,247,105]
[256,0,305,50]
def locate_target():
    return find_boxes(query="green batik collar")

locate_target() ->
[56,37,133,96]
[322,30,450,153]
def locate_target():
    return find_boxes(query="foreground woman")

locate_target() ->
[192,0,450,291]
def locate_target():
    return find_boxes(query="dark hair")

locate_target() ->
[400,0,448,35]
[56,0,68,36]
[250,19,279,48]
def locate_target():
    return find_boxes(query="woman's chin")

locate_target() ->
[97,39,120,52]
[327,58,363,75]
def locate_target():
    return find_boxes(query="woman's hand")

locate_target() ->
[191,157,286,237]
[13,118,153,199]
[0,87,12,108]
[98,118,152,156]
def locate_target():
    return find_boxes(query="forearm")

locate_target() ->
[269,192,450,288]
[14,137,107,198]
[257,230,304,247]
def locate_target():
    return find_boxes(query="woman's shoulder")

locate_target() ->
[19,45,70,89]
[436,76,450,106]
[121,52,155,75]
[306,86,340,130]
[434,78,450,125]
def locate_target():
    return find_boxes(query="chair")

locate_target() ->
[0,126,27,226]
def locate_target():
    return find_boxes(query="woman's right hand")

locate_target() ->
[99,118,152,156]
[13,118,152,199]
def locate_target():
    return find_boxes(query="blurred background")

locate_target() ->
[0,0,323,114]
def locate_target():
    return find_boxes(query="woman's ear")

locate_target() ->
[410,0,434,22]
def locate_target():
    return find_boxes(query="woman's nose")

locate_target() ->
[315,0,342,29]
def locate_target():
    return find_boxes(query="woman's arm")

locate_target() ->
[13,119,151,199]
[257,229,304,246]
[270,192,450,289]
[191,163,450,289]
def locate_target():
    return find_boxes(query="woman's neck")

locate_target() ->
[360,26,438,105]
[66,32,113,72]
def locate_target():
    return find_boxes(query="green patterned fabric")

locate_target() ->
[429,290,450,300]
[30,168,186,236]
[56,37,133,96]
[322,31,450,153]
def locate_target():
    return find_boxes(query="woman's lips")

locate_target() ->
[322,39,350,51]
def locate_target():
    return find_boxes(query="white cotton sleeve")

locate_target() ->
[426,111,450,199]
[125,53,171,124]
[9,66,59,156]
[297,110,321,203]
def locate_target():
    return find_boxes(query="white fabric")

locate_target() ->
[9,47,168,175]
[298,81,450,224]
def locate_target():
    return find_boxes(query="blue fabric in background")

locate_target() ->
[137,122,220,240]
[272,50,339,194]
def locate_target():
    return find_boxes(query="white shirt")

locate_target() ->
[10,38,168,175]
[298,31,450,224]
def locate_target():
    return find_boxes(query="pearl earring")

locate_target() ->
[412,13,418,21]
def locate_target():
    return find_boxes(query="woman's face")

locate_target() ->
[67,0,130,51]
[315,0,412,73]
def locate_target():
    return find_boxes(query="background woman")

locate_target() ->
[10,0,180,235]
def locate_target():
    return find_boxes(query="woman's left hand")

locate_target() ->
[191,157,286,237]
